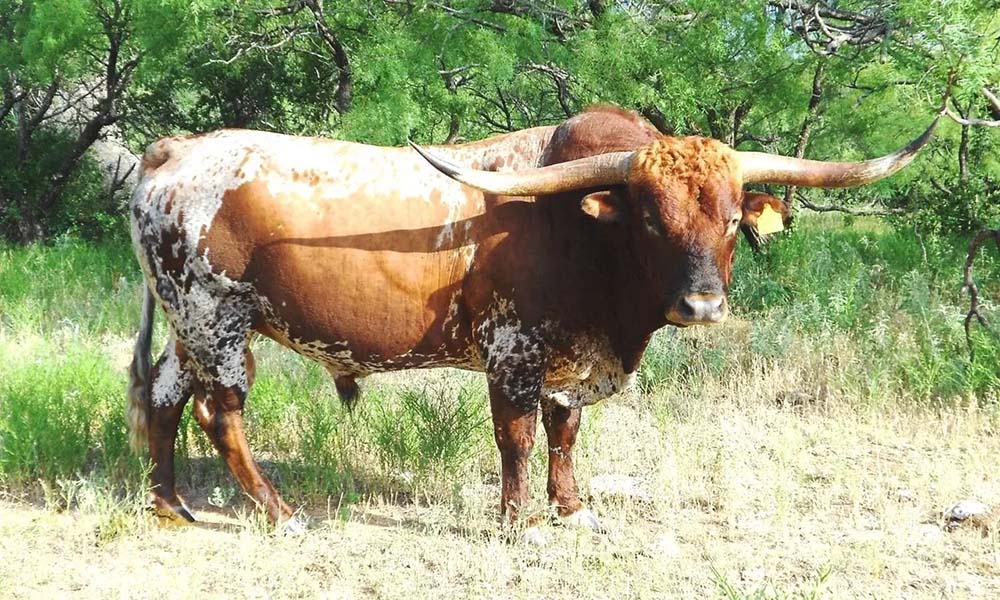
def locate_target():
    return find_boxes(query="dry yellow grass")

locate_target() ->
[2,372,999,599]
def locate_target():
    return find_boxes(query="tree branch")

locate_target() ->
[784,61,826,206]
[984,86,1000,119]
[941,104,1000,128]
[523,62,573,117]
[962,229,1000,358]
[385,0,506,33]
[769,0,890,57]
[796,192,901,217]
[0,79,26,123]
[35,0,140,227]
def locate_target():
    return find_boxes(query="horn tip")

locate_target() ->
[410,141,461,179]
[896,117,938,160]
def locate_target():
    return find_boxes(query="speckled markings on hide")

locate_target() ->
[130,134,264,393]
[474,295,637,411]
[474,294,546,411]
[541,332,637,409]
[150,338,194,407]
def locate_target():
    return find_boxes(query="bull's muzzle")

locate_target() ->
[668,292,728,325]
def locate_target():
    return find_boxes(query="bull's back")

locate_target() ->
[132,129,544,372]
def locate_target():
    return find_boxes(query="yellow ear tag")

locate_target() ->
[756,204,784,235]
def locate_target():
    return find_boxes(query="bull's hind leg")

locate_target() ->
[190,346,298,530]
[148,339,196,521]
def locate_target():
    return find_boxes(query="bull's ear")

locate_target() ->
[580,190,625,223]
[742,192,790,236]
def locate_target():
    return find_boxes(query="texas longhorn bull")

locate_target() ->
[128,105,934,535]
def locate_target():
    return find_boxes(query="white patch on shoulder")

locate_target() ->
[427,130,551,252]
[434,192,469,250]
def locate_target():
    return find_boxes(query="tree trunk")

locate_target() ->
[444,113,461,144]
[305,0,352,114]
[15,186,42,244]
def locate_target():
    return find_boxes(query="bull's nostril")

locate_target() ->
[679,293,727,323]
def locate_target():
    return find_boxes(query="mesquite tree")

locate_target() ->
[1,0,997,243]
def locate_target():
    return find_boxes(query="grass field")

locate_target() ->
[1,214,999,598]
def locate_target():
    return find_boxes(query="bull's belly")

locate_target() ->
[269,330,485,376]
[255,294,482,377]
[270,329,635,408]
[257,292,635,407]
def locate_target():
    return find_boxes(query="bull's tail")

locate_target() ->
[127,284,155,453]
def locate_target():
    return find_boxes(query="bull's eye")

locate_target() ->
[726,213,742,237]
[643,210,663,236]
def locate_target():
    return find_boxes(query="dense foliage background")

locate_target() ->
[0,0,998,243]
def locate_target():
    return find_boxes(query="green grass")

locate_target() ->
[0,236,138,336]
[0,339,139,485]
[711,565,834,600]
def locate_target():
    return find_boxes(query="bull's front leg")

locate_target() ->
[488,388,537,520]
[542,403,604,533]
[475,302,550,541]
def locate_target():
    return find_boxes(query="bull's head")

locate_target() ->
[411,121,935,326]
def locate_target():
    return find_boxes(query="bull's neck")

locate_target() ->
[610,250,668,374]
[545,215,666,375]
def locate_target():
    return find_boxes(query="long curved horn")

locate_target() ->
[410,141,633,196]
[739,119,938,187]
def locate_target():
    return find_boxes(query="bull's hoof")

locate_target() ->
[279,515,307,535]
[149,495,196,523]
[522,526,548,546]
[560,508,605,533]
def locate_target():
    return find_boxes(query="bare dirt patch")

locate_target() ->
[2,397,999,599]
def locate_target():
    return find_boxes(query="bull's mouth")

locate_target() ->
[665,292,729,326]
